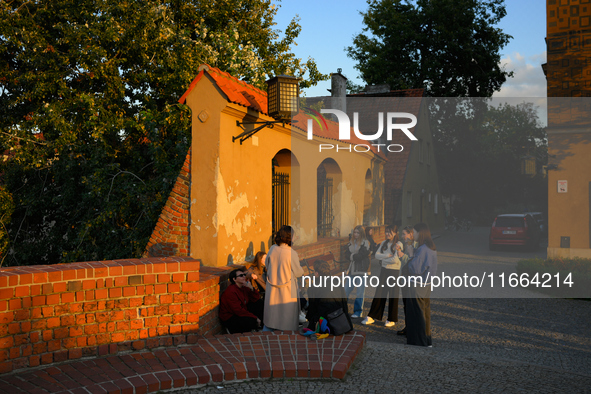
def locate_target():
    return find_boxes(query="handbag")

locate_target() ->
[326,308,352,336]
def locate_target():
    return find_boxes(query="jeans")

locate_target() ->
[344,275,365,315]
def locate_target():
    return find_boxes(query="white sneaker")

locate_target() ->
[384,320,395,328]
[299,311,307,323]
[351,313,362,318]
[361,316,374,325]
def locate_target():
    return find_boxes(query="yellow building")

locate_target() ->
[545,0,591,258]
[145,65,386,266]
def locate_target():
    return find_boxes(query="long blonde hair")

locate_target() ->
[351,225,366,246]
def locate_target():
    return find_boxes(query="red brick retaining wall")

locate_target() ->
[144,149,191,258]
[294,225,386,261]
[0,256,234,374]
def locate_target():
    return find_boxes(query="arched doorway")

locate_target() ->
[317,158,342,238]
[363,168,372,225]
[272,149,299,235]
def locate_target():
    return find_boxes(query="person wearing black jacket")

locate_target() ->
[365,227,379,255]
[306,260,352,333]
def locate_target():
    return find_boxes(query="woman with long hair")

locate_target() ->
[397,225,418,336]
[406,223,437,346]
[247,251,267,296]
[362,225,403,327]
[344,225,372,318]
[263,225,304,331]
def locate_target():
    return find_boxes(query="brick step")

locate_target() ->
[0,331,366,393]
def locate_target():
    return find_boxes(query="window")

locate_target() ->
[426,142,431,165]
[418,139,424,163]
[434,194,438,214]
[407,191,412,217]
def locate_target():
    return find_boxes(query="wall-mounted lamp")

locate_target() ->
[233,75,300,144]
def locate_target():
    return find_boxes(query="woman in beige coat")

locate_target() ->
[263,226,304,331]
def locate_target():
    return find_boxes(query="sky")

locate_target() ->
[273,0,547,99]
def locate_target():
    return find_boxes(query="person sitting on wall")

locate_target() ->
[306,260,352,332]
[247,251,267,297]
[219,268,264,334]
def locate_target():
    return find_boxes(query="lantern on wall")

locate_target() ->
[234,75,300,144]
[266,75,300,120]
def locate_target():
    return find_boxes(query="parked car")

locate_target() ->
[489,214,541,251]
[523,211,547,236]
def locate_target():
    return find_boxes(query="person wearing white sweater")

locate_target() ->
[362,225,404,327]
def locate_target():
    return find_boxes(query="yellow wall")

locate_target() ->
[547,129,591,258]
[291,131,385,245]
[184,74,384,266]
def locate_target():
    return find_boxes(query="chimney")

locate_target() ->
[330,68,347,114]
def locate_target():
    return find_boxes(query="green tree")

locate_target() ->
[432,99,547,221]
[0,0,327,266]
[347,0,512,97]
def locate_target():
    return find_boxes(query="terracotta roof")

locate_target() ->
[178,64,386,158]
[347,89,424,98]
[178,64,267,114]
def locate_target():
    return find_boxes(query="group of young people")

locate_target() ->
[346,223,437,347]
[218,222,437,347]
[218,225,304,334]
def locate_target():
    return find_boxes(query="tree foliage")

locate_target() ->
[0,0,327,266]
[431,99,547,221]
[347,0,513,97]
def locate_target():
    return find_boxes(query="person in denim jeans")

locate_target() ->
[344,225,371,318]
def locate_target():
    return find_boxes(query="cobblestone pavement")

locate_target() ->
[177,229,591,392]
[178,297,591,393]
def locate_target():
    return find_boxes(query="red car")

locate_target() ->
[489,214,541,251]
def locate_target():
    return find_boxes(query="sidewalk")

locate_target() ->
[180,297,591,393]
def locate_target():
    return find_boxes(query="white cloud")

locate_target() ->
[493,51,547,98]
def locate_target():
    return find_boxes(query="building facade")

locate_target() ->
[545,0,591,258]
[145,65,385,266]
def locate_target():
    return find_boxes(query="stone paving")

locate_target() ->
[182,297,591,393]
[179,229,591,393]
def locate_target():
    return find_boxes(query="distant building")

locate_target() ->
[310,71,444,232]
[544,0,591,258]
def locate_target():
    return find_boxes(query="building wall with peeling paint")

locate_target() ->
[151,70,385,267]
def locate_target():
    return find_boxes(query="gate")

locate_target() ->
[317,177,333,238]
[272,170,290,235]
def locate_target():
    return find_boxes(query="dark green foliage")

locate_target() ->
[517,257,591,299]
[347,0,513,97]
[431,99,547,222]
[0,0,326,265]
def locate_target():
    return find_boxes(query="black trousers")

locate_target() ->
[221,299,264,334]
[367,268,399,321]
[406,284,432,346]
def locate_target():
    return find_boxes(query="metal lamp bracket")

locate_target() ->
[233,119,297,145]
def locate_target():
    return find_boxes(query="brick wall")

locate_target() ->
[0,256,235,374]
[294,225,386,262]
[144,149,191,257]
